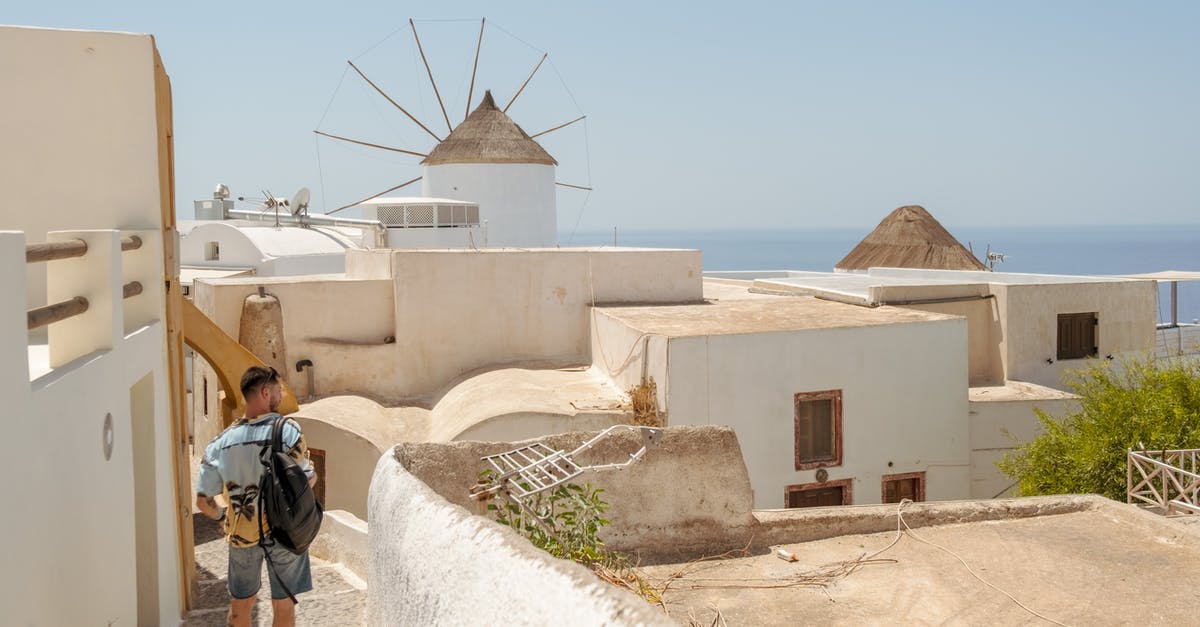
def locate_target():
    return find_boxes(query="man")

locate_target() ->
[197,366,316,627]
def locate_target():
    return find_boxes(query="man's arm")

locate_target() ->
[196,493,224,521]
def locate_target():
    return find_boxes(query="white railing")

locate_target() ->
[1127,448,1200,514]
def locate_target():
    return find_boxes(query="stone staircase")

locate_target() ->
[184,515,366,626]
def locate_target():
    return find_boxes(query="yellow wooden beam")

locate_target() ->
[181,298,300,425]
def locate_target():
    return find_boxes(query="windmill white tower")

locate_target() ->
[315,18,588,249]
[422,90,557,247]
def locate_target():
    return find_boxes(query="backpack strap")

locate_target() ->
[258,415,299,605]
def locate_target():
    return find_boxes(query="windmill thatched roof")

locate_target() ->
[835,205,987,271]
[423,90,557,166]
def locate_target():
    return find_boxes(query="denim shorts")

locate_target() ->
[228,542,313,600]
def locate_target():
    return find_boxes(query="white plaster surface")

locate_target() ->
[423,163,556,248]
[593,301,971,509]
[0,26,183,625]
[194,248,702,406]
[368,451,672,626]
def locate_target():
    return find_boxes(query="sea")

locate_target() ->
[561,224,1200,324]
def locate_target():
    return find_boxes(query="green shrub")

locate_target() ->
[999,356,1200,500]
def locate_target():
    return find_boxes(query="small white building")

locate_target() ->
[358,196,484,249]
[592,296,972,509]
[179,220,358,279]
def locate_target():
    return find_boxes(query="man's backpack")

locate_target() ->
[257,416,323,555]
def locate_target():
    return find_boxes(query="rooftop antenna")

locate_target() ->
[291,187,311,218]
[985,244,1007,271]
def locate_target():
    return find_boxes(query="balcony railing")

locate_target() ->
[1127,448,1200,514]
[24,235,144,330]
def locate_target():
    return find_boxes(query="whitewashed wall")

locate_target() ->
[423,163,556,248]
[368,450,676,626]
[0,26,184,625]
[655,320,971,509]
[968,387,1077,498]
[995,281,1156,389]
[0,229,182,625]
[195,248,702,408]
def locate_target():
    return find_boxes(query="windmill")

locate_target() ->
[313,18,590,248]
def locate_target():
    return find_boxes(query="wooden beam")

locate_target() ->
[555,181,593,191]
[530,115,586,139]
[328,176,423,215]
[347,60,442,142]
[26,296,88,330]
[465,18,485,121]
[410,18,454,134]
[152,40,195,616]
[25,239,87,263]
[504,53,547,113]
[313,130,428,157]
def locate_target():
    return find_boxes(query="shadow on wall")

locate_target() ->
[292,417,383,520]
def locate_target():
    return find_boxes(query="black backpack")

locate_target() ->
[257,416,323,556]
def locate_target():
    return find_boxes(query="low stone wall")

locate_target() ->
[309,509,369,582]
[367,452,671,626]
[394,425,757,561]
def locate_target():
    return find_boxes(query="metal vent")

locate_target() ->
[406,205,435,226]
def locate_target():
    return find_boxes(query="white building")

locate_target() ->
[592,296,972,508]
[420,90,558,248]
[1,25,188,624]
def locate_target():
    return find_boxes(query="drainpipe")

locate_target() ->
[296,359,315,401]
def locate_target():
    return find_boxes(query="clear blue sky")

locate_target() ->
[11,1,1200,229]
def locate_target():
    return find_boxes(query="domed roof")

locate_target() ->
[423,90,557,166]
[835,205,987,271]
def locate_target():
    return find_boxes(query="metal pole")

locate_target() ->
[410,18,454,134]
[613,226,617,247]
[347,61,442,142]
[465,18,485,121]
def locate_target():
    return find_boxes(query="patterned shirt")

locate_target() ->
[197,413,314,547]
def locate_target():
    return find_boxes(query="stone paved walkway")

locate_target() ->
[184,514,366,626]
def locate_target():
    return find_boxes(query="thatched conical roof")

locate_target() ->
[835,205,987,271]
[423,90,557,166]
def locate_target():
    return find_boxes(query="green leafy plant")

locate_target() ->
[480,469,659,603]
[999,355,1200,500]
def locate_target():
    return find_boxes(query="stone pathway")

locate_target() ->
[184,514,366,626]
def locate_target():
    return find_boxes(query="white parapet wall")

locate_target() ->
[0,230,181,625]
[368,450,674,626]
[193,247,703,407]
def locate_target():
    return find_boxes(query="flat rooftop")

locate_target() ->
[597,296,956,337]
[969,380,1076,403]
[707,267,1138,306]
[642,501,1200,625]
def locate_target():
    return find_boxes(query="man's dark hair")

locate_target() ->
[240,365,279,397]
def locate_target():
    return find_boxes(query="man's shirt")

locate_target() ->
[197,413,314,548]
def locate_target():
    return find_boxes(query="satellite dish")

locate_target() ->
[291,187,311,216]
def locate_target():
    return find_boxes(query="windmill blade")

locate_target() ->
[410,18,454,134]
[314,130,428,158]
[555,182,592,191]
[504,53,547,113]
[530,115,586,139]
[328,177,423,215]
[465,17,486,121]
[347,60,442,142]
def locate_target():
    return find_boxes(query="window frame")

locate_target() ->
[881,471,926,503]
[784,478,854,508]
[1056,312,1098,361]
[794,389,844,470]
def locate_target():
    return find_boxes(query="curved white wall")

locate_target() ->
[422,163,556,248]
